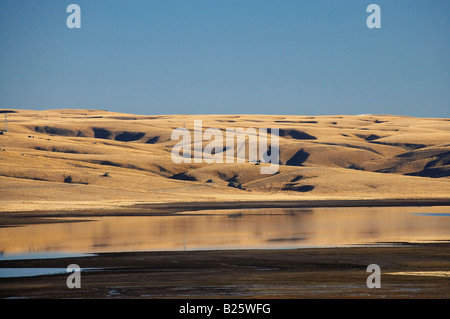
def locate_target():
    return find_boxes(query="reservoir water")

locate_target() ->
[1,206,449,261]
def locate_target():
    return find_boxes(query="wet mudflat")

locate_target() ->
[1,244,449,299]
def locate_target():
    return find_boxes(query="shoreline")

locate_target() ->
[2,198,450,228]
[1,199,450,298]
[1,243,449,299]
[2,198,450,217]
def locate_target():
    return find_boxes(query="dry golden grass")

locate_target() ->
[0,109,449,212]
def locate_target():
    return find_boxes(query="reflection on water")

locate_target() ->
[0,268,68,278]
[0,252,93,261]
[0,267,96,278]
[0,206,449,258]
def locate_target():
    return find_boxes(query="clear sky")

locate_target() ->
[0,0,449,117]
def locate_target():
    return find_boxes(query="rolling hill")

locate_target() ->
[0,109,449,212]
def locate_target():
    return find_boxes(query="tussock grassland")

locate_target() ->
[0,109,449,212]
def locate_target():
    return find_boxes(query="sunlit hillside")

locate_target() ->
[0,109,449,212]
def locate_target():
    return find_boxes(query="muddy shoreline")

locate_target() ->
[1,243,450,299]
[1,198,450,224]
[1,199,449,299]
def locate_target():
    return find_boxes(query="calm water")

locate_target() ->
[0,268,69,278]
[1,206,450,261]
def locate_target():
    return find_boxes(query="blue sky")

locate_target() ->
[0,0,449,117]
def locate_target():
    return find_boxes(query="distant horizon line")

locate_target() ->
[1,107,447,119]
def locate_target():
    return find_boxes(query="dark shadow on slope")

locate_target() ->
[93,127,112,139]
[35,126,86,137]
[274,120,318,124]
[286,149,310,166]
[356,134,383,141]
[424,152,450,168]
[283,184,315,192]
[290,175,303,182]
[34,146,86,154]
[406,166,450,178]
[115,131,145,142]
[370,141,427,151]
[279,129,317,140]
[170,172,197,181]
[146,136,160,144]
